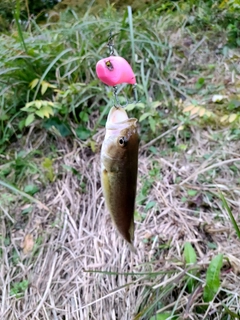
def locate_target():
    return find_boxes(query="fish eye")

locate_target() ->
[118,136,126,147]
[105,60,114,71]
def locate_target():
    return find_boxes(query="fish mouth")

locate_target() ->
[104,107,138,141]
[106,107,129,128]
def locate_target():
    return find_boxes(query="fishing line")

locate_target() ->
[107,30,120,106]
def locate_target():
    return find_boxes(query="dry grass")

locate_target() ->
[1,121,240,319]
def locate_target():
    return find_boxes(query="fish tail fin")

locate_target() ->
[128,242,137,254]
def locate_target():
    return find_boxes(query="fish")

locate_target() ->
[96,56,136,86]
[101,106,139,253]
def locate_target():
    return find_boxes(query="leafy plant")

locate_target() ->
[150,313,176,320]
[21,100,59,126]
[184,242,197,293]
[219,191,240,239]
[10,280,29,298]
[42,157,55,182]
[203,254,223,302]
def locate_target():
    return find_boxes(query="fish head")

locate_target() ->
[101,106,139,166]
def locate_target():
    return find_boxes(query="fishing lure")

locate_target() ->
[96,31,137,105]
[96,56,136,86]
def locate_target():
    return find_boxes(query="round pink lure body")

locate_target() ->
[96,56,136,86]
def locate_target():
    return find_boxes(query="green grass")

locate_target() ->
[1,0,240,150]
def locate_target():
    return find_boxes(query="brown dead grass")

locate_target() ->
[1,122,240,319]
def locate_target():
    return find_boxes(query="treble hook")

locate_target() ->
[113,85,138,109]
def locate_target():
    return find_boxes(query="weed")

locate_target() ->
[10,280,29,298]
[219,191,240,239]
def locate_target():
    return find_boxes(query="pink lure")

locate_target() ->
[96,56,136,86]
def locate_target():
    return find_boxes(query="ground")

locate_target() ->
[1,120,240,319]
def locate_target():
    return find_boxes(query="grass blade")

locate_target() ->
[203,254,223,302]
[33,48,73,100]
[184,242,197,292]
[128,6,135,70]
[0,179,49,211]
[219,191,240,239]
[14,0,28,53]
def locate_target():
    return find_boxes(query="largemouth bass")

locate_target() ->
[101,106,139,252]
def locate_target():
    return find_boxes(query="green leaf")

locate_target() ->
[35,100,42,109]
[10,280,29,297]
[203,254,223,302]
[29,78,39,89]
[134,210,145,222]
[150,313,175,320]
[149,146,158,154]
[145,201,156,211]
[35,105,54,118]
[76,126,91,140]
[125,102,145,111]
[21,206,32,215]
[139,112,151,122]
[219,191,240,239]
[150,101,161,108]
[184,242,197,265]
[149,116,156,133]
[41,81,49,95]
[24,184,39,195]
[125,103,135,111]
[43,117,71,137]
[42,158,52,169]
[80,111,89,122]
[18,119,26,131]
[184,242,197,293]
[23,101,35,109]
[229,113,238,123]
[25,114,35,126]
[21,103,35,112]
[207,242,217,249]
[0,110,9,121]
[42,158,54,182]
[195,77,205,89]
[187,189,197,196]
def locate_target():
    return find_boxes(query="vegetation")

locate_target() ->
[1,0,240,319]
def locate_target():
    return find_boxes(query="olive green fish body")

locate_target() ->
[101,106,139,250]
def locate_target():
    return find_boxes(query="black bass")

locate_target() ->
[101,106,139,252]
